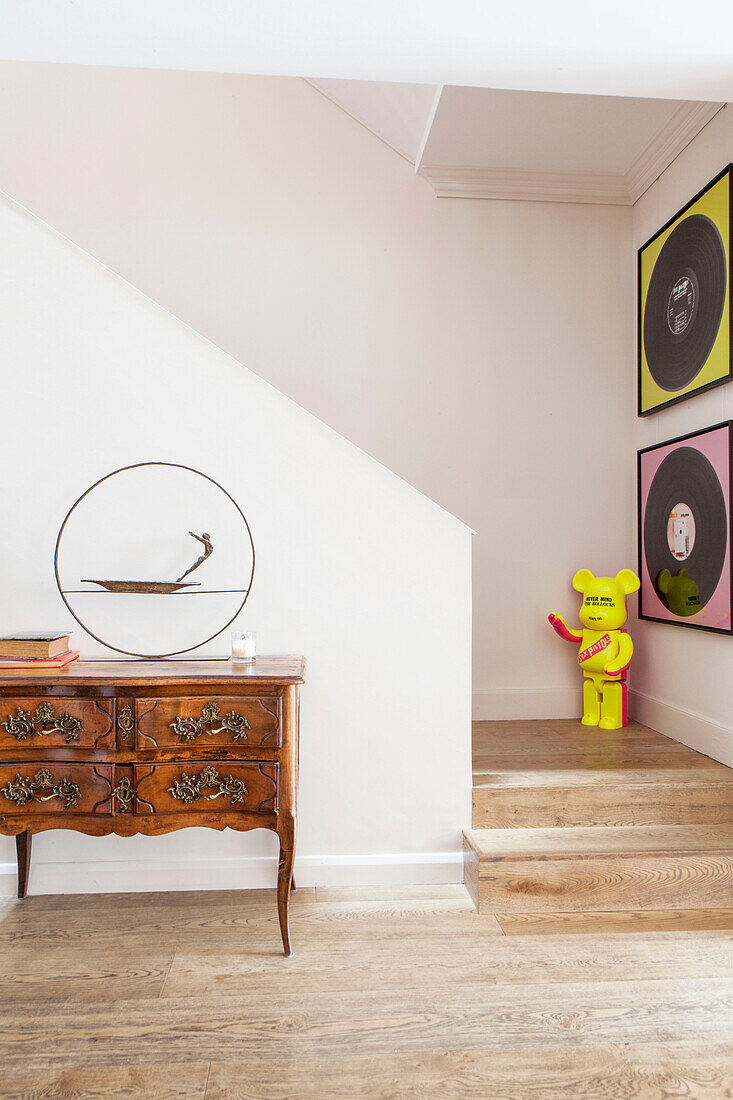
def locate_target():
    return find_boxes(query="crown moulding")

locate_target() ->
[420,101,724,206]
[419,165,630,205]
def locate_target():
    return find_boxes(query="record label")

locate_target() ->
[666,275,696,335]
[667,503,695,560]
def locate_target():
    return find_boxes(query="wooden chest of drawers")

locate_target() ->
[0,657,304,955]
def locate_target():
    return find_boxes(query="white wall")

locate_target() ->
[631,105,733,766]
[0,64,636,720]
[0,191,472,895]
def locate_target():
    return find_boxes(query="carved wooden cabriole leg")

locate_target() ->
[16,830,32,898]
[277,816,295,956]
[276,682,298,955]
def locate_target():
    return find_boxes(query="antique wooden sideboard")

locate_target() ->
[0,657,304,955]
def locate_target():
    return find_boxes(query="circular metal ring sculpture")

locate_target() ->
[54,462,255,659]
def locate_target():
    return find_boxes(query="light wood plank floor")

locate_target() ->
[2,718,732,1098]
[1,883,732,1098]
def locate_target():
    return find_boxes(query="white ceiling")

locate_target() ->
[424,89,695,176]
[2,0,733,103]
[308,80,439,165]
[309,81,723,205]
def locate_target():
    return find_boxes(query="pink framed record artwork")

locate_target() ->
[638,422,733,633]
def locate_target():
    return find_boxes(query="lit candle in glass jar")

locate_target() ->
[231,631,256,662]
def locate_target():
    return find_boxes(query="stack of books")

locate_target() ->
[0,632,79,669]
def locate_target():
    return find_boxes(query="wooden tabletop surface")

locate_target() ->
[0,655,306,685]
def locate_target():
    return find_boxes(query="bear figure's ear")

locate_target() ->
[679,568,689,579]
[657,569,672,594]
[615,568,640,595]
[572,569,595,593]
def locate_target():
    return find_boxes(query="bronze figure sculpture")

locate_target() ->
[178,532,214,582]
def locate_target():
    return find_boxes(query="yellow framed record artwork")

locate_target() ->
[639,164,732,416]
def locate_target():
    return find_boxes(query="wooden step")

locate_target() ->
[472,722,733,828]
[463,825,733,914]
[473,776,733,828]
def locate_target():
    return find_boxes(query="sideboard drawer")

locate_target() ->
[136,696,280,751]
[0,763,113,815]
[134,761,278,815]
[0,698,114,751]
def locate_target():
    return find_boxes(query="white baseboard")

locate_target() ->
[629,689,733,768]
[473,688,582,721]
[0,850,464,898]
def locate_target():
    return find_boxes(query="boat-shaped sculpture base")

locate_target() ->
[80,580,201,594]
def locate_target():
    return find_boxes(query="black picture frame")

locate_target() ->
[637,421,733,635]
[638,164,732,417]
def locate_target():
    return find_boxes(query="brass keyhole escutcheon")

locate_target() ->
[117,705,134,742]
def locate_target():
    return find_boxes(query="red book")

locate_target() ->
[0,651,80,670]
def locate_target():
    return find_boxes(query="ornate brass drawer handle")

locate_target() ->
[112,777,135,812]
[2,703,82,744]
[1,768,81,810]
[167,766,248,806]
[117,705,135,742]
[169,701,250,743]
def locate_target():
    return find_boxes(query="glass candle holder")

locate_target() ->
[231,630,256,663]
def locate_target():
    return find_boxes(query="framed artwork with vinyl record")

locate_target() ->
[638,165,732,416]
[638,422,733,634]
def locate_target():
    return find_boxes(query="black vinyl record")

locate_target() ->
[643,445,728,609]
[643,214,726,392]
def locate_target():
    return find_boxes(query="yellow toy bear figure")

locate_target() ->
[549,569,640,730]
